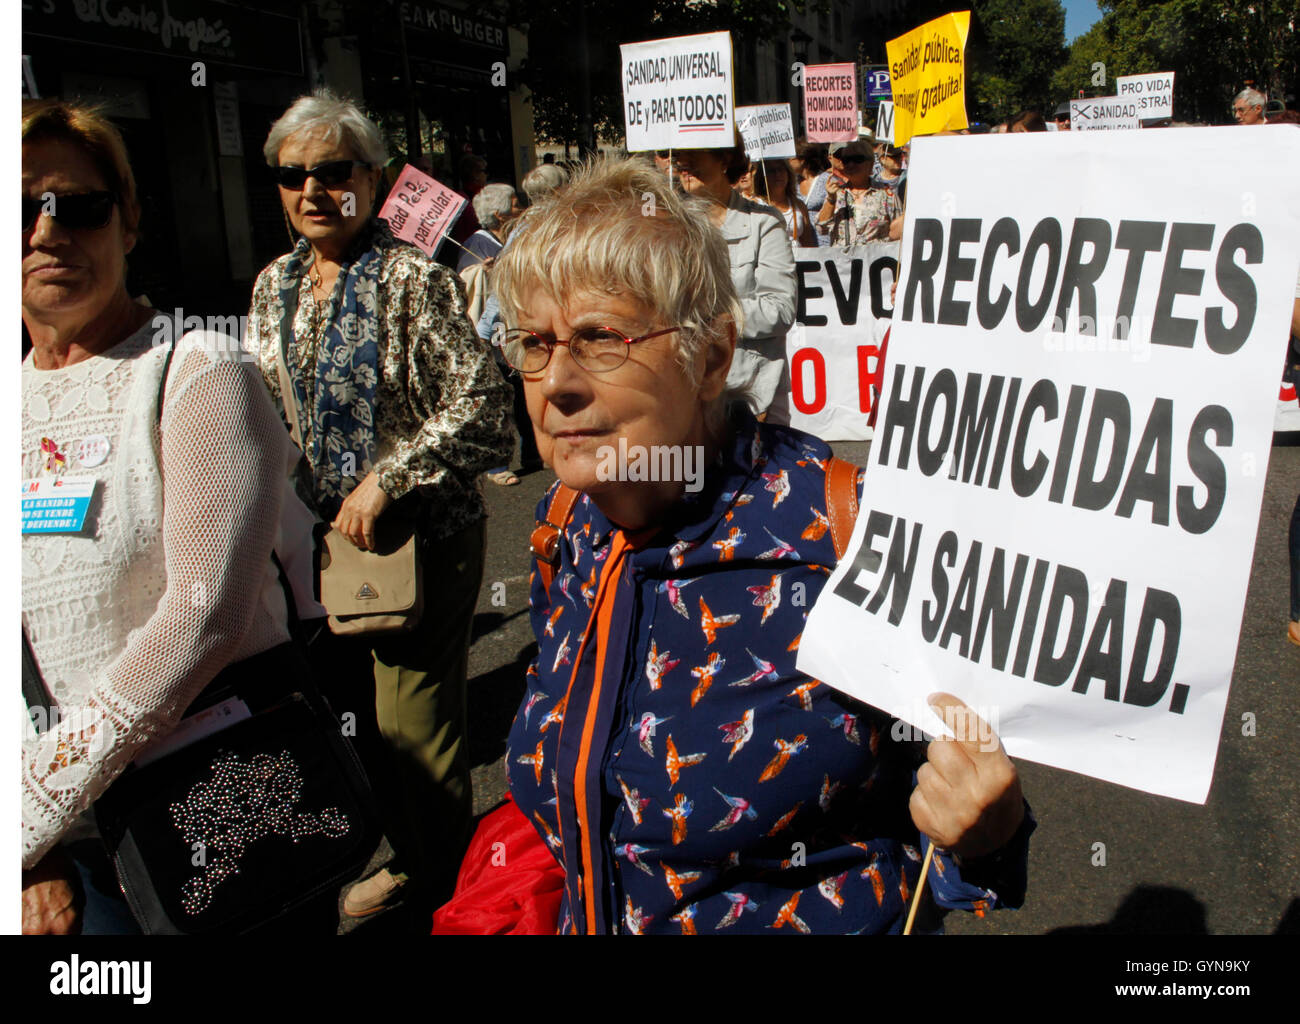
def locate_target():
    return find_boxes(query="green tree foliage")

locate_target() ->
[1052,1,1299,124]
[966,0,1067,124]
[505,0,831,149]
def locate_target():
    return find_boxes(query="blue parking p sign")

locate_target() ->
[864,67,891,102]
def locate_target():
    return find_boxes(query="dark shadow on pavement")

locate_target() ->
[1046,885,1209,934]
[471,607,531,644]
[467,641,536,770]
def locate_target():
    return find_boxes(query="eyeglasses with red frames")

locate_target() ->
[497,325,682,374]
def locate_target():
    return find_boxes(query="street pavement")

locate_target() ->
[459,434,1300,935]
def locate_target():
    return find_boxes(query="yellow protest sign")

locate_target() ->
[886,10,970,147]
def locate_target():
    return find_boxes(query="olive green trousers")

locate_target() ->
[368,516,486,904]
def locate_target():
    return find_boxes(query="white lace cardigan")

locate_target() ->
[21,323,301,869]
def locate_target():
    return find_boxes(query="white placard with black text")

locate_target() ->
[1116,72,1175,120]
[876,101,895,145]
[621,31,735,151]
[782,243,897,440]
[735,103,796,159]
[1070,97,1140,131]
[798,128,1300,803]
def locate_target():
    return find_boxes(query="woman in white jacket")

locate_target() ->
[672,147,798,420]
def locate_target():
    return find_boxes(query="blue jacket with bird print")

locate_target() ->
[506,407,1033,934]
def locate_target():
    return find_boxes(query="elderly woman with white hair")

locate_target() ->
[521,162,569,205]
[458,183,520,272]
[246,90,514,919]
[435,157,1033,935]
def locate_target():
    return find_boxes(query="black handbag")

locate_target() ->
[25,628,379,934]
[91,643,378,935]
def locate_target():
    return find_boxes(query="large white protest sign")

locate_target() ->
[780,244,897,440]
[1116,72,1175,120]
[1071,96,1140,131]
[876,101,895,145]
[799,127,1300,803]
[735,103,795,159]
[621,31,734,151]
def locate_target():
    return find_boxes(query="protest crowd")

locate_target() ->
[19,8,1300,941]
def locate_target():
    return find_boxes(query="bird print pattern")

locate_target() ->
[506,408,1032,933]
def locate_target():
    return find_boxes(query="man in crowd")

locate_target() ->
[1233,88,1267,125]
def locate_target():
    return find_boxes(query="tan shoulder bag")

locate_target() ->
[275,287,423,636]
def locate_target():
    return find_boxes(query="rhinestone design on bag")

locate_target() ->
[170,749,351,916]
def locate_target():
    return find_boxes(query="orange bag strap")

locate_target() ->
[530,484,581,594]
[530,456,860,589]
[823,457,861,562]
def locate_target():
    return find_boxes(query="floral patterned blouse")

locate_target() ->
[248,223,514,538]
[826,185,900,247]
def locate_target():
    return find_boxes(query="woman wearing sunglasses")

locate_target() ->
[246,90,514,920]
[818,139,901,247]
[20,101,305,932]
[435,157,1032,935]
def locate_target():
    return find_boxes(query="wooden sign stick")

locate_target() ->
[902,842,935,935]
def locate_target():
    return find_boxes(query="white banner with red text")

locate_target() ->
[782,243,898,441]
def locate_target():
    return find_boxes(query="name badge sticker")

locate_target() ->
[21,477,97,534]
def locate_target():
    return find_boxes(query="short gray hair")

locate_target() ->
[473,183,516,229]
[494,156,741,391]
[522,163,569,204]
[1235,88,1266,110]
[263,89,388,167]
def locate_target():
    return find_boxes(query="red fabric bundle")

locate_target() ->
[431,796,565,935]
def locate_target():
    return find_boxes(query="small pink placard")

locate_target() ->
[378,165,468,256]
[804,63,859,143]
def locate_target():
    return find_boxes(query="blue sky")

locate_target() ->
[1063,0,1104,42]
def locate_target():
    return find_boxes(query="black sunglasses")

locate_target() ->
[274,160,370,190]
[837,153,870,165]
[22,191,117,232]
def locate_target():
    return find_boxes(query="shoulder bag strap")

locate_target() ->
[155,333,177,420]
[275,283,305,451]
[22,629,52,733]
[824,457,861,562]
[532,458,861,587]
[530,484,581,594]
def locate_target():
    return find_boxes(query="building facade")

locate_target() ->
[22,0,535,316]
